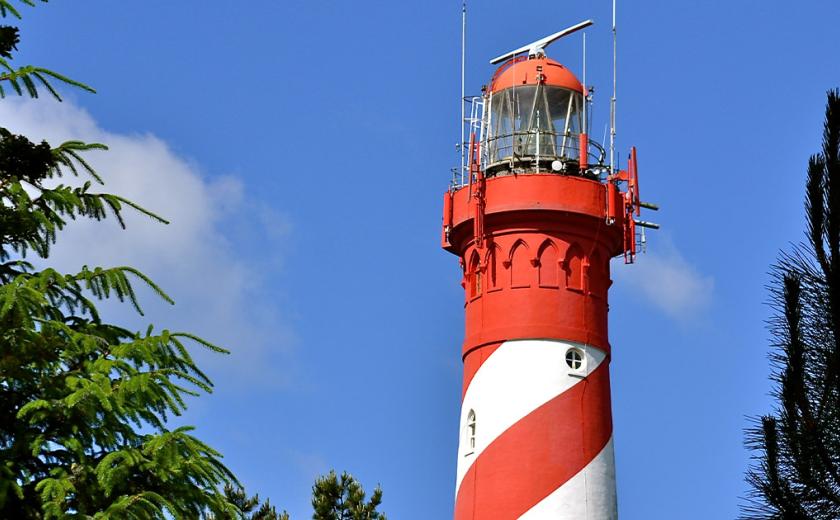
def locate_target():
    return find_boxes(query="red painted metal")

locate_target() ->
[606,182,618,224]
[617,146,642,263]
[469,133,486,252]
[442,191,454,249]
[631,147,640,217]
[579,132,589,170]
[445,174,623,357]
[489,56,583,94]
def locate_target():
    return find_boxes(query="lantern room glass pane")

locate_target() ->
[486,85,583,167]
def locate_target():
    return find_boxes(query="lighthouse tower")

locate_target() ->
[442,20,656,520]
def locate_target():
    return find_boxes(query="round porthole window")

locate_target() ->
[565,348,584,371]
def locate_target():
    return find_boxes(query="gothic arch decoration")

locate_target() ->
[485,244,503,291]
[564,243,584,291]
[507,239,532,288]
[588,249,607,296]
[537,239,560,288]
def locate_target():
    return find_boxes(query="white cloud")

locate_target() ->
[0,98,294,386]
[613,239,714,321]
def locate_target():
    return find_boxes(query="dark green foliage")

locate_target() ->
[0,128,138,263]
[0,26,19,58]
[0,2,94,101]
[0,1,239,518]
[0,0,45,21]
[203,485,289,520]
[203,472,387,520]
[311,471,386,520]
[743,90,840,519]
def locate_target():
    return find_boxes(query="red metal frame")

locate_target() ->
[469,132,485,252]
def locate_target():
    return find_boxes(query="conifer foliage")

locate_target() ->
[203,485,289,520]
[203,473,387,520]
[311,471,386,520]
[744,90,840,519]
[0,1,240,517]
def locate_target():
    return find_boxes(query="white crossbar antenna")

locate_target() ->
[489,19,594,65]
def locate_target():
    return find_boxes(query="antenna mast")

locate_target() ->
[582,32,587,135]
[460,2,466,185]
[610,0,617,173]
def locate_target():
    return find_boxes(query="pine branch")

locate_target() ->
[0,1,46,20]
[0,3,240,517]
[0,60,95,100]
[52,140,108,184]
[743,89,840,519]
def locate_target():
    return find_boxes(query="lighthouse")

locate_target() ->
[442,19,656,520]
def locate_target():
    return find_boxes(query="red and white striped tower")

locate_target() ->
[442,21,656,520]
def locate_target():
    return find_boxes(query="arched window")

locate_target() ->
[465,409,477,455]
[468,251,481,298]
[510,240,531,288]
[538,240,559,287]
[565,244,584,290]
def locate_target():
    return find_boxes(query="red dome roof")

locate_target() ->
[489,57,583,93]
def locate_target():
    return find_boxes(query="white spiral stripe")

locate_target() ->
[518,436,617,519]
[455,339,607,495]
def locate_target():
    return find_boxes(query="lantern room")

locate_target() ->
[483,56,604,177]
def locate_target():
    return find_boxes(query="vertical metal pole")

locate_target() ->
[536,112,540,172]
[461,2,467,185]
[582,32,587,135]
[581,33,589,170]
[610,0,617,174]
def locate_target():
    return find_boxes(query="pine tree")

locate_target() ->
[311,471,386,520]
[203,472,386,520]
[0,1,240,517]
[743,90,840,519]
[203,485,289,520]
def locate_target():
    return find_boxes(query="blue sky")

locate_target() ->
[8,0,840,518]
